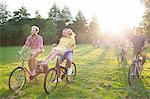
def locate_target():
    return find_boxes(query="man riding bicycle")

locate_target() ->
[130,26,148,67]
[18,26,44,77]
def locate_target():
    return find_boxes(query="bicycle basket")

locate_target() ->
[37,61,48,73]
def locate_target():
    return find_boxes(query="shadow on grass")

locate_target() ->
[0,89,19,99]
[126,79,150,98]
[94,48,109,63]
[78,47,97,56]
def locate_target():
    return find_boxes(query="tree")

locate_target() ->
[142,0,150,38]
[35,10,41,19]
[89,15,101,38]
[48,4,73,37]
[0,2,10,25]
[72,10,87,34]
[48,3,61,22]
[60,6,72,25]
[56,6,73,37]
[69,10,88,43]
[0,21,17,46]
[22,24,31,37]
[13,6,30,22]
[43,18,58,44]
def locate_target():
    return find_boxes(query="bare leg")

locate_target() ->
[66,59,72,68]
[66,52,73,68]
[44,49,59,64]
[28,57,37,75]
[28,51,41,75]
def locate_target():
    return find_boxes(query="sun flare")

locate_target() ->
[93,0,144,35]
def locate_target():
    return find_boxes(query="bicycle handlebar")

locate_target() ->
[17,52,27,62]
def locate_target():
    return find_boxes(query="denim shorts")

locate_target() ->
[58,51,73,63]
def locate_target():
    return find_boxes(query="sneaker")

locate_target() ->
[53,78,62,83]
[130,73,134,76]
[130,71,136,76]
[67,68,72,75]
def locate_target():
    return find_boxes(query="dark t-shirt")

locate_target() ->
[130,34,147,51]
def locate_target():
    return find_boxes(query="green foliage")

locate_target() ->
[48,4,73,37]
[73,10,87,34]
[35,10,41,19]
[142,0,150,39]
[12,6,30,22]
[0,3,103,46]
[48,3,61,22]
[89,15,102,39]
[60,6,73,25]
[22,24,31,37]
[43,19,58,44]
[0,2,10,25]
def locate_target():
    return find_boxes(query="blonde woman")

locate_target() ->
[57,29,76,76]
[43,28,76,82]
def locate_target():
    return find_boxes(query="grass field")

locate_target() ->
[0,44,150,99]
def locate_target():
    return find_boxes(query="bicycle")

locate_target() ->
[8,53,48,92]
[44,58,76,94]
[128,52,143,86]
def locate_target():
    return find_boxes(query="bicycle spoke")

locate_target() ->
[44,68,58,94]
[9,67,26,91]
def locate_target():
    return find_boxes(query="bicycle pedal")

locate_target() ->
[141,75,144,78]
[61,74,65,79]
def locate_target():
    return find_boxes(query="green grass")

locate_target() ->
[0,44,150,99]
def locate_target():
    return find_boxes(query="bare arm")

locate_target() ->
[143,41,148,49]
[19,36,31,53]
[70,37,76,51]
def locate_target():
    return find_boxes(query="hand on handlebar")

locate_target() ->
[18,50,23,55]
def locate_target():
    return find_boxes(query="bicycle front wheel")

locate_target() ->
[44,68,58,94]
[8,67,26,92]
[128,64,137,86]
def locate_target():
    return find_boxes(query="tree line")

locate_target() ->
[0,3,102,46]
[1,1,149,46]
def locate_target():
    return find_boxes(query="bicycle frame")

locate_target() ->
[55,59,67,75]
[132,53,142,76]
[18,53,32,76]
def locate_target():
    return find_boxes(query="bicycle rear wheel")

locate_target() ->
[44,68,58,94]
[66,62,77,83]
[128,64,138,86]
[8,67,26,92]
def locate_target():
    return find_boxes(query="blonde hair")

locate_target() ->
[67,28,76,37]
[32,25,39,33]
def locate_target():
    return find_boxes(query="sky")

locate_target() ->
[1,0,145,32]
